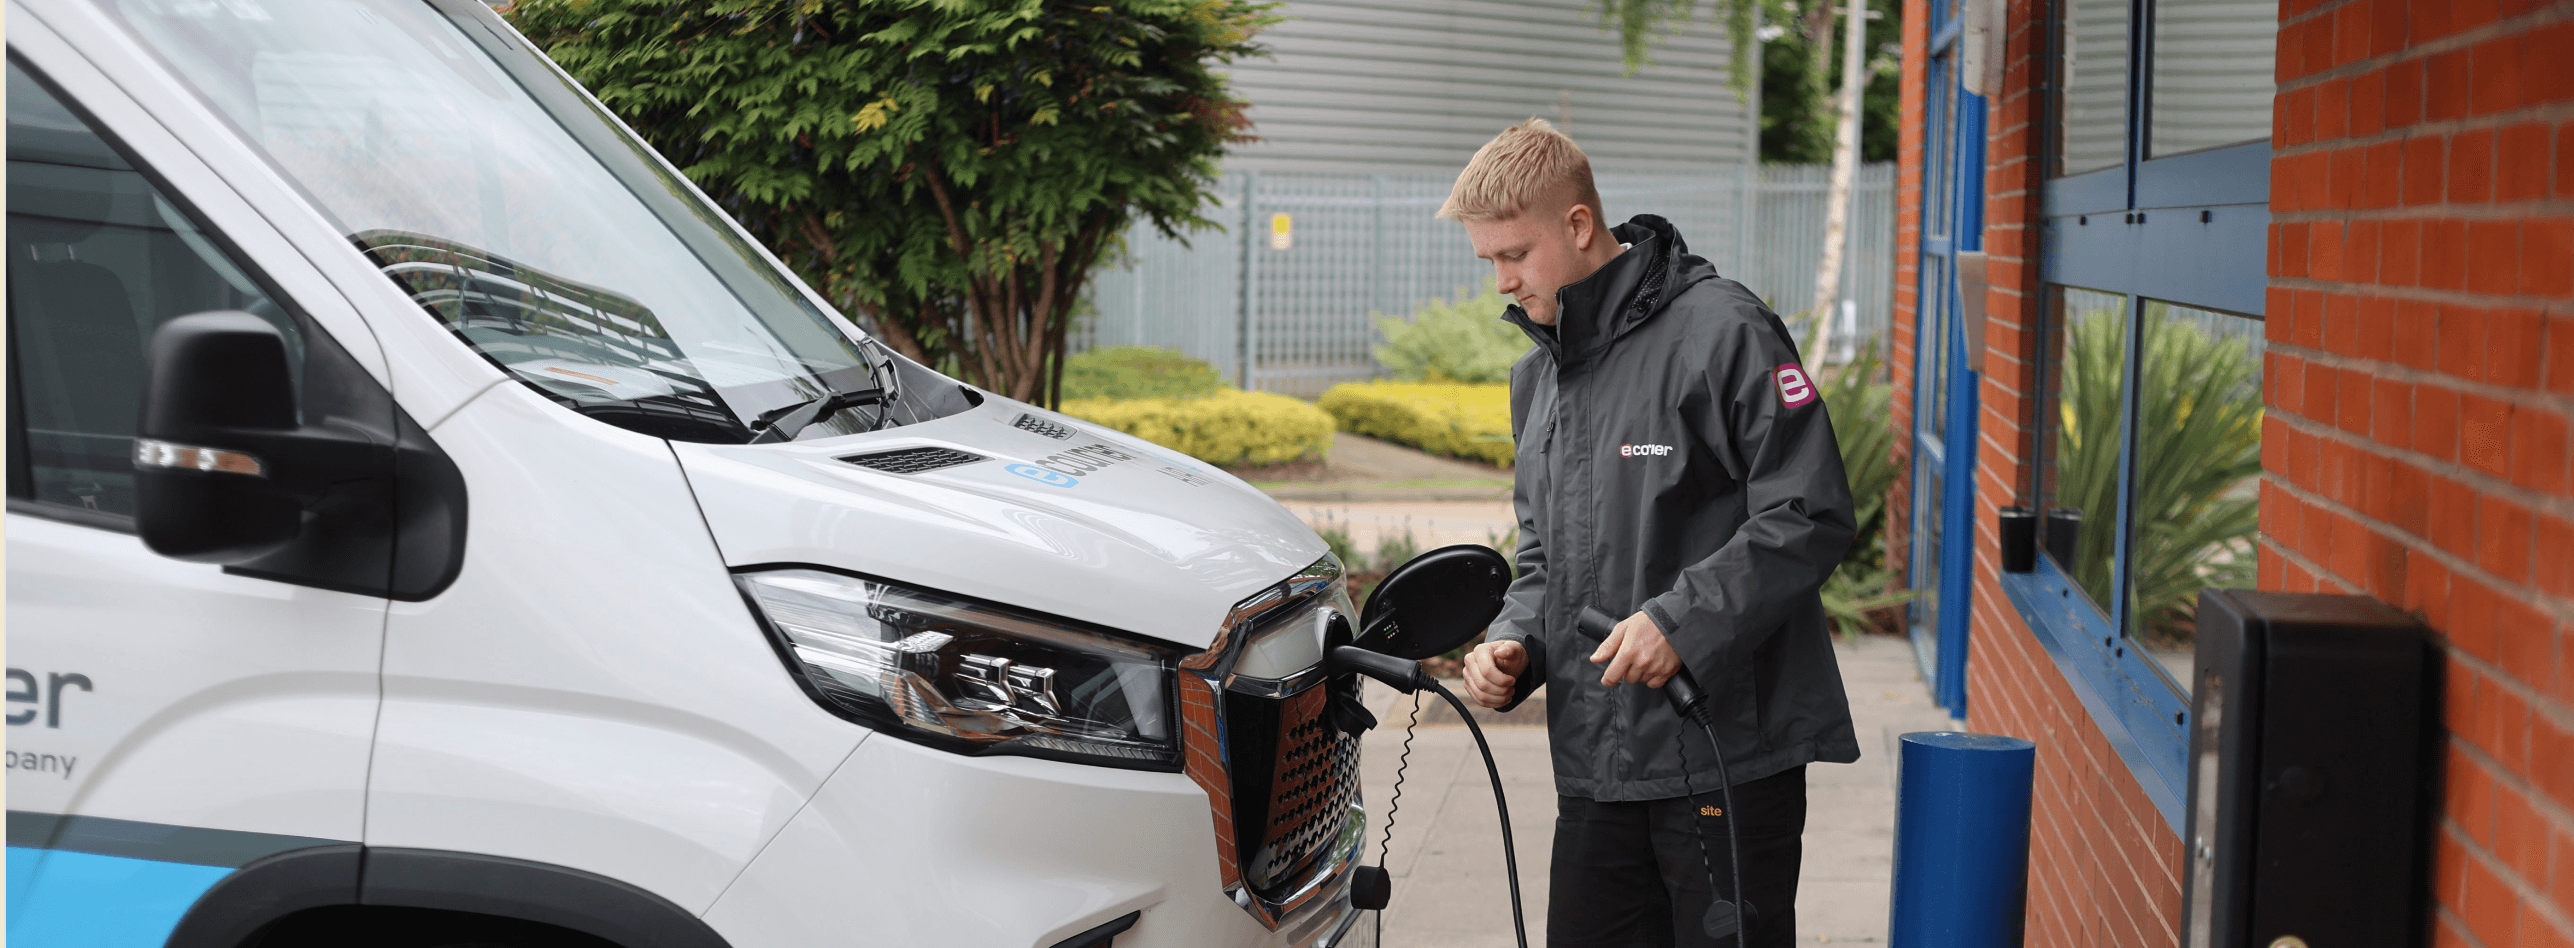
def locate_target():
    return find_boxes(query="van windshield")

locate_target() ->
[103,0,959,442]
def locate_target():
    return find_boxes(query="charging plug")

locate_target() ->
[1329,646,1429,694]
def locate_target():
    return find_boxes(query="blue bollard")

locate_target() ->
[1888,731,2038,947]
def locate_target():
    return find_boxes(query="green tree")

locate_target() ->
[506,0,1277,406]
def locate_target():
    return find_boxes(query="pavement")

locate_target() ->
[1337,632,1959,947]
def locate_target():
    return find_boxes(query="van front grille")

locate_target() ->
[838,446,984,474]
[1222,681,1360,902]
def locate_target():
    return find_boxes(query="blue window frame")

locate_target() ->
[2010,0,2275,833]
[1907,0,1986,720]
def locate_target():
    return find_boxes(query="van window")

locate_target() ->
[6,61,297,519]
[102,0,959,443]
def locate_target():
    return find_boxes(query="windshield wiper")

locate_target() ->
[748,387,886,444]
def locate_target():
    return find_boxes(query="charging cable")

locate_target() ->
[1329,646,1530,948]
[1576,607,1750,948]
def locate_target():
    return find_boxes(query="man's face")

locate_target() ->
[1462,197,1612,326]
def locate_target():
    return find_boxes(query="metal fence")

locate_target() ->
[1077,162,1896,397]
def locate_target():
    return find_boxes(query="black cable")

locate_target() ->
[1678,711,1748,948]
[1422,679,1529,948]
[1375,693,1422,946]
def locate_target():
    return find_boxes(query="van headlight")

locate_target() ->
[738,568,1181,768]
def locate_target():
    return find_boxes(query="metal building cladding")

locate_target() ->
[1885,0,2573,944]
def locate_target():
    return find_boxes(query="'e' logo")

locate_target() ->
[1007,464,1079,488]
[1775,364,1816,408]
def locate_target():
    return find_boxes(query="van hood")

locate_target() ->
[670,396,1330,651]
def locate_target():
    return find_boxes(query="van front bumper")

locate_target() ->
[701,732,1363,948]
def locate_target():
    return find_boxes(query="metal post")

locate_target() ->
[1236,171,1259,390]
[1888,731,2036,947]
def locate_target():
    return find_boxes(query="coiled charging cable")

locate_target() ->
[1330,647,1530,948]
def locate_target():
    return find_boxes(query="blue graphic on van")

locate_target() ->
[1007,464,1079,488]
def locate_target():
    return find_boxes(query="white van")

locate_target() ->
[4,2,1367,946]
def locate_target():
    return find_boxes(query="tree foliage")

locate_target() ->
[1595,0,1899,164]
[506,0,1276,405]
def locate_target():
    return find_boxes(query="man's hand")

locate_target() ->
[1590,611,1680,688]
[1461,639,1528,709]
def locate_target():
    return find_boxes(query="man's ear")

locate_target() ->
[1566,200,1597,251]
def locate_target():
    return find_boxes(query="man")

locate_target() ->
[1451,119,1861,948]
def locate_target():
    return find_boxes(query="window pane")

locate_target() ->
[2149,0,2278,157]
[7,63,291,518]
[2058,0,2130,176]
[2044,287,2127,614]
[2127,300,2263,694]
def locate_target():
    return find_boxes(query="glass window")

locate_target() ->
[7,61,296,518]
[2148,0,2277,158]
[2043,286,2127,612]
[2057,0,2131,176]
[2127,299,2263,691]
[101,0,964,443]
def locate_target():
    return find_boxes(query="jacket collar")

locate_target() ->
[1504,215,1687,365]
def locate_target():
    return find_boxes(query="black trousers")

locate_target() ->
[1546,765,1808,948]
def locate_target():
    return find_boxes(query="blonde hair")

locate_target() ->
[1437,118,1604,224]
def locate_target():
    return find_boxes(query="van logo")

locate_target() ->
[1007,464,1079,488]
[1030,443,1137,479]
[1775,363,1817,408]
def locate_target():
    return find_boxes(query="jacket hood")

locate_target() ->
[670,397,1329,651]
[1504,214,1723,365]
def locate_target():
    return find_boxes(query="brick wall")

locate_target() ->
[2263,1,2574,945]
[1887,0,1926,581]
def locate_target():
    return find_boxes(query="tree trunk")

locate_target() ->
[1807,0,1867,364]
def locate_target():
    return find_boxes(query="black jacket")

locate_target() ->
[1489,216,1861,801]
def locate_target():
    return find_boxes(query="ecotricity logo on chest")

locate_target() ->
[1619,443,1675,458]
[1007,443,1137,487]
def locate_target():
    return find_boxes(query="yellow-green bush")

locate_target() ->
[1060,389,1334,467]
[1318,382,1512,466]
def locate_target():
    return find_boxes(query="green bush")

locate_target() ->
[1373,282,1532,384]
[1060,389,1333,467]
[1317,382,1513,466]
[1060,347,1227,402]
[1817,340,1918,638]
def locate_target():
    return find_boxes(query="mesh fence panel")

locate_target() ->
[1078,163,1896,397]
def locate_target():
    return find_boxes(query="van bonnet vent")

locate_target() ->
[839,447,985,474]
[1012,413,1075,440]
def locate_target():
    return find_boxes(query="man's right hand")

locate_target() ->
[1462,639,1528,709]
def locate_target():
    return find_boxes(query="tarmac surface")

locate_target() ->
[1339,632,1958,947]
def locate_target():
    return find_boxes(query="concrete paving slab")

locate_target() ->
[1343,632,1958,946]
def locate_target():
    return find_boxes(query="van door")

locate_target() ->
[4,53,392,947]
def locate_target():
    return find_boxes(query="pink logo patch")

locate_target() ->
[1775,363,1816,407]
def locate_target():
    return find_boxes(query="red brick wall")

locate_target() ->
[1887,0,1927,580]
[2263,1,2574,945]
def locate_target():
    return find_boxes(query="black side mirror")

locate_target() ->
[1354,544,1511,660]
[135,312,379,563]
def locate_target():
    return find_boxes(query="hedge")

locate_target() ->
[1317,381,1512,466]
[1060,389,1334,467]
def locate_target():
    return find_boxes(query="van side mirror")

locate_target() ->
[1353,544,1511,660]
[135,312,379,563]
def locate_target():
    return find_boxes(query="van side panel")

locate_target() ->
[366,383,864,915]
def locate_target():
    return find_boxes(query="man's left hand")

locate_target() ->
[1589,611,1681,688]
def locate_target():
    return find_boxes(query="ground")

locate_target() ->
[1257,436,1959,946]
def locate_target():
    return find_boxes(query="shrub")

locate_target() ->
[1373,282,1531,384]
[1060,389,1333,467]
[1060,346,1227,401]
[1817,340,1918,638]
[1318,382,1513,466]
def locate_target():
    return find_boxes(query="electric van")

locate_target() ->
[3,2,1365,946]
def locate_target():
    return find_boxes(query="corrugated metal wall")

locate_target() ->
[1221,0,1755,176]
[1078,163,1896,397]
